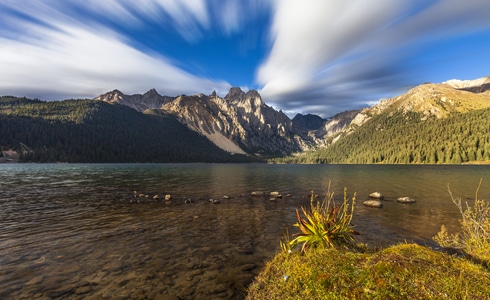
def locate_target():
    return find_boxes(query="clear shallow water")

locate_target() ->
[1,163,489,299]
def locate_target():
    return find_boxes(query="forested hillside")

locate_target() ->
[0,96,255,163]
[276,108,490,164]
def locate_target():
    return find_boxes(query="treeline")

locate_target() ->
[275,108,490,164]
[0,96,256,163]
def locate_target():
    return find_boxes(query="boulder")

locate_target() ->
[369,192,384,200]
[397,197,416,203]
[153,195,159,200]
[270,191,280,196]
[164,194,172,201]
[251,191,265,196]
[363,200,383,208]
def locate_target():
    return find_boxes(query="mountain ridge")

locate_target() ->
[2,76,490,163]
[96,87,314,156]
[274,76,490,164]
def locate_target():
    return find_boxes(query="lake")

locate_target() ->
[1,163,489,299]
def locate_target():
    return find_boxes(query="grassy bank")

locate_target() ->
[247,184,490,299]
[247,243,490,299]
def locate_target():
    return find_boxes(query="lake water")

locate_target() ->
[1,163,489,299]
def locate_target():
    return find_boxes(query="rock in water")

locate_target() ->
[363,200,383,208]
[397,197,416,203]
[369,192,384,200]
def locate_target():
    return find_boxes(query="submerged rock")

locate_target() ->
[251,191,265,196]
[397,197,416,203]
[363,200,383,208]
[369,192,384,200]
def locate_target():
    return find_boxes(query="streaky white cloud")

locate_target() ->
[212,0,271,36]
[143,0,210,42]
[258,0,490,116]
[0,1,230,99]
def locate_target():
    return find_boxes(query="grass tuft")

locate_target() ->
[286,185,358,252]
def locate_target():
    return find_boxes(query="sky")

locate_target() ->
[1,0,490,117]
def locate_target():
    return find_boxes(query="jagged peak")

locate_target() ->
[292,113,325,131]
[245,89,260,98]
[102,89,124,97]
[223,88,265,107]
[111,89,123,94]
[224,87,245,100]
[143,88,160,97]
[94,89,125,101]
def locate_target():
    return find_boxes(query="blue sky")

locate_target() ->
[1,0,490,117]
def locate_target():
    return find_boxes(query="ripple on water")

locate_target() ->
[1,163,490,299]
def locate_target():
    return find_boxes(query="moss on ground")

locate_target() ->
[247,243,490,299]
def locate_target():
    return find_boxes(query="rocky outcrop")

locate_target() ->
[96,87,316,157]
[165,89,305,156]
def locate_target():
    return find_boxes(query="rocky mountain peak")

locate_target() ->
[144,88,160,97]
[94,89,124,103]
[292,113,325,131]
[95,89,174,111]
[224,87,246,101]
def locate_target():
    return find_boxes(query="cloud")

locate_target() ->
[0,1,229,99]
[0,27,230,99]
[257,0,490,116]
[1,0,490,117]
[211,0,271,36]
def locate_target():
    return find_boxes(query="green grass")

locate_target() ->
[247,243,490,299]
[248,183,490,299]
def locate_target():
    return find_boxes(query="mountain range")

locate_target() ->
[281,76,490,164]
[1,76,490,163]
